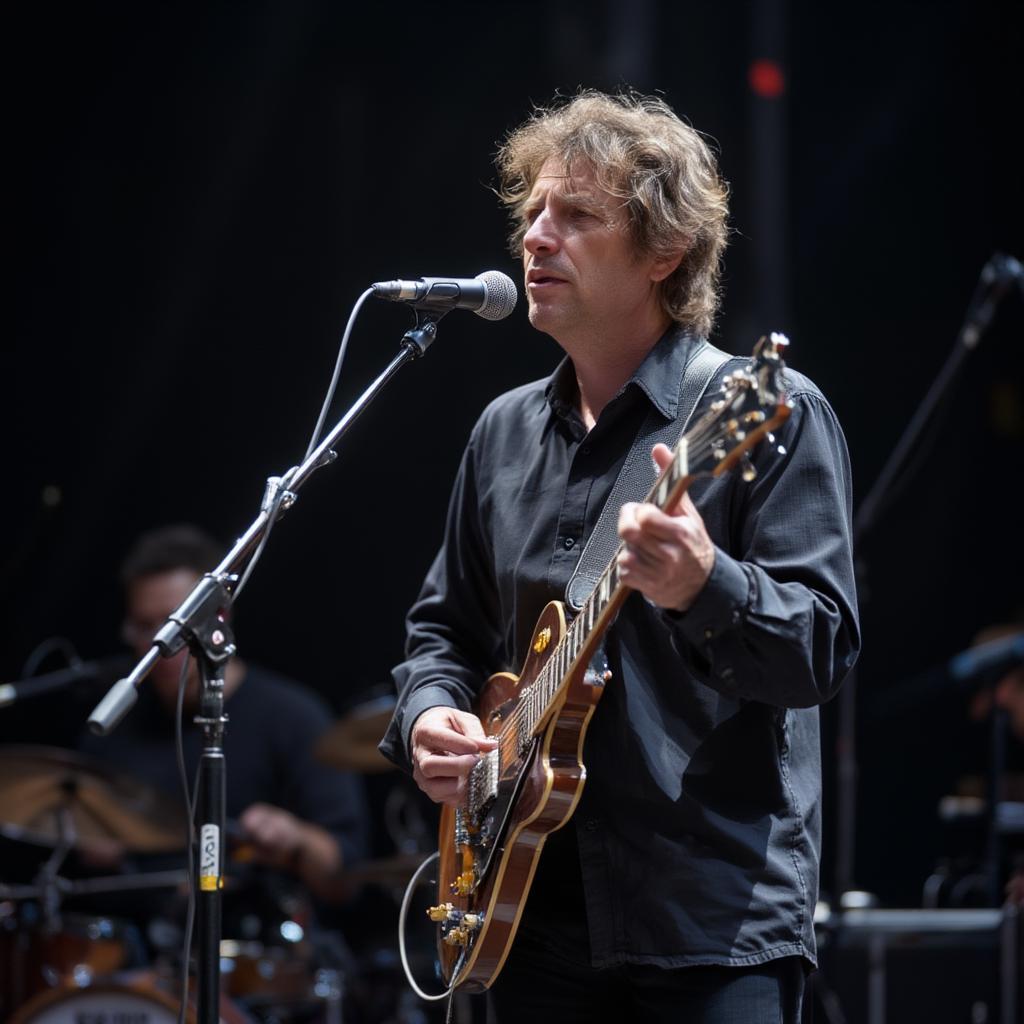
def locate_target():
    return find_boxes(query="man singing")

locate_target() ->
[380,91,859,1021]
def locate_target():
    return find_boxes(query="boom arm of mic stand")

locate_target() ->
[854,253,1018,545]
[87,325,435,735]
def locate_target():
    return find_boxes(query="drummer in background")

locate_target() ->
[78,523,368,899]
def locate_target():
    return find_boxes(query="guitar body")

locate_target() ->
[435,601,605,991]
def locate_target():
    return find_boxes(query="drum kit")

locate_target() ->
[0,696,438,1024]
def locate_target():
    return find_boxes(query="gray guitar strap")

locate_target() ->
[565,339,732,611]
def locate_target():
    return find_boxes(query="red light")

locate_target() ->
[749,59,786,99]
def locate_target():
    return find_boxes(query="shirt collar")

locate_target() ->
[543,323,701,423]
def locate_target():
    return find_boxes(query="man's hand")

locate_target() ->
[411,706,498,807]
[238,802,343,898]
[239,802,306,869]
[616,443,715,612]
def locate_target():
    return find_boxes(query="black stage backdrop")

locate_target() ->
[5,0,1023,907]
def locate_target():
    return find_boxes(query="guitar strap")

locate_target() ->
[565,338,732,612]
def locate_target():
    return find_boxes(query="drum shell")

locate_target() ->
[7,971,251,1024]
[219,936,319,1005]
[0,911,133,1017]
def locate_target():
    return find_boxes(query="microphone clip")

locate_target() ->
[402,313,441,357]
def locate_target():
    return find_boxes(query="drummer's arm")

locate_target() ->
[239,802,342,898]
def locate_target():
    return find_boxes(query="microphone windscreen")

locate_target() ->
[476,271,518,321]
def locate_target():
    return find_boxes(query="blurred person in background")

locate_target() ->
[78,523,368,896]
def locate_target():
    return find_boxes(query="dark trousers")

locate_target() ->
[487,924,806,1023]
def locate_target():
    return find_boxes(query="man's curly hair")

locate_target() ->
[496,91,729,337]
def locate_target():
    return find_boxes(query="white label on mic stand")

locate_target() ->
[200,824,221,891]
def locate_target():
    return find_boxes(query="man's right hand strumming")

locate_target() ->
[410,706,498,807]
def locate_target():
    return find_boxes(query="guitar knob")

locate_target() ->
[740,453,757,482]
[427,903,454,922]
[444,926,470,947]
[452,871,475,896]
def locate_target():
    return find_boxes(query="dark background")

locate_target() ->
[5,0,1023,910]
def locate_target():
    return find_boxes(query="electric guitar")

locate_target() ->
[428,333,793,992]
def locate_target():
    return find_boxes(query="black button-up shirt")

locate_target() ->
[380,330,860,969]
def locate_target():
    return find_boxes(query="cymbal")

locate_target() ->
[0,744,187,853]
[314,695,396,773]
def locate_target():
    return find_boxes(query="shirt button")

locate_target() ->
[581,444,591,456]
[563,537,576,550]
[704,627,715,640]
[584,819,599,831]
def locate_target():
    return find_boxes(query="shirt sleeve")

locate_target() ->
[662,385,861,708]
[378,430,505,772]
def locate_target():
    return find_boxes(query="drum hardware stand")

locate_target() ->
[0,793,83,947]
[310,928,351,1024]
[33,800,77,936]
[87,310,448,1024]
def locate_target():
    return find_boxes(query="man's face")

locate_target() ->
[123,568,202,711]
[521,158,669,344]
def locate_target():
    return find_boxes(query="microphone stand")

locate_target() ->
[835,253,1021,901]
[87,313,443,1024]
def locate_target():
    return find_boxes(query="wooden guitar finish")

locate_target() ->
[429,335,793,992]
[436,601,601,990]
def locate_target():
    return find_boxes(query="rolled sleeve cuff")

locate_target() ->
[665,546,751,645]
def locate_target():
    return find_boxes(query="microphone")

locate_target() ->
[871,630,1024,717]
[0,653,134,708]
[948,631,1024,683]
[371,271,518,321]
[961,252,1022,349]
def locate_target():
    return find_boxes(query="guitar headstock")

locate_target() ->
[689,332,793,481]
